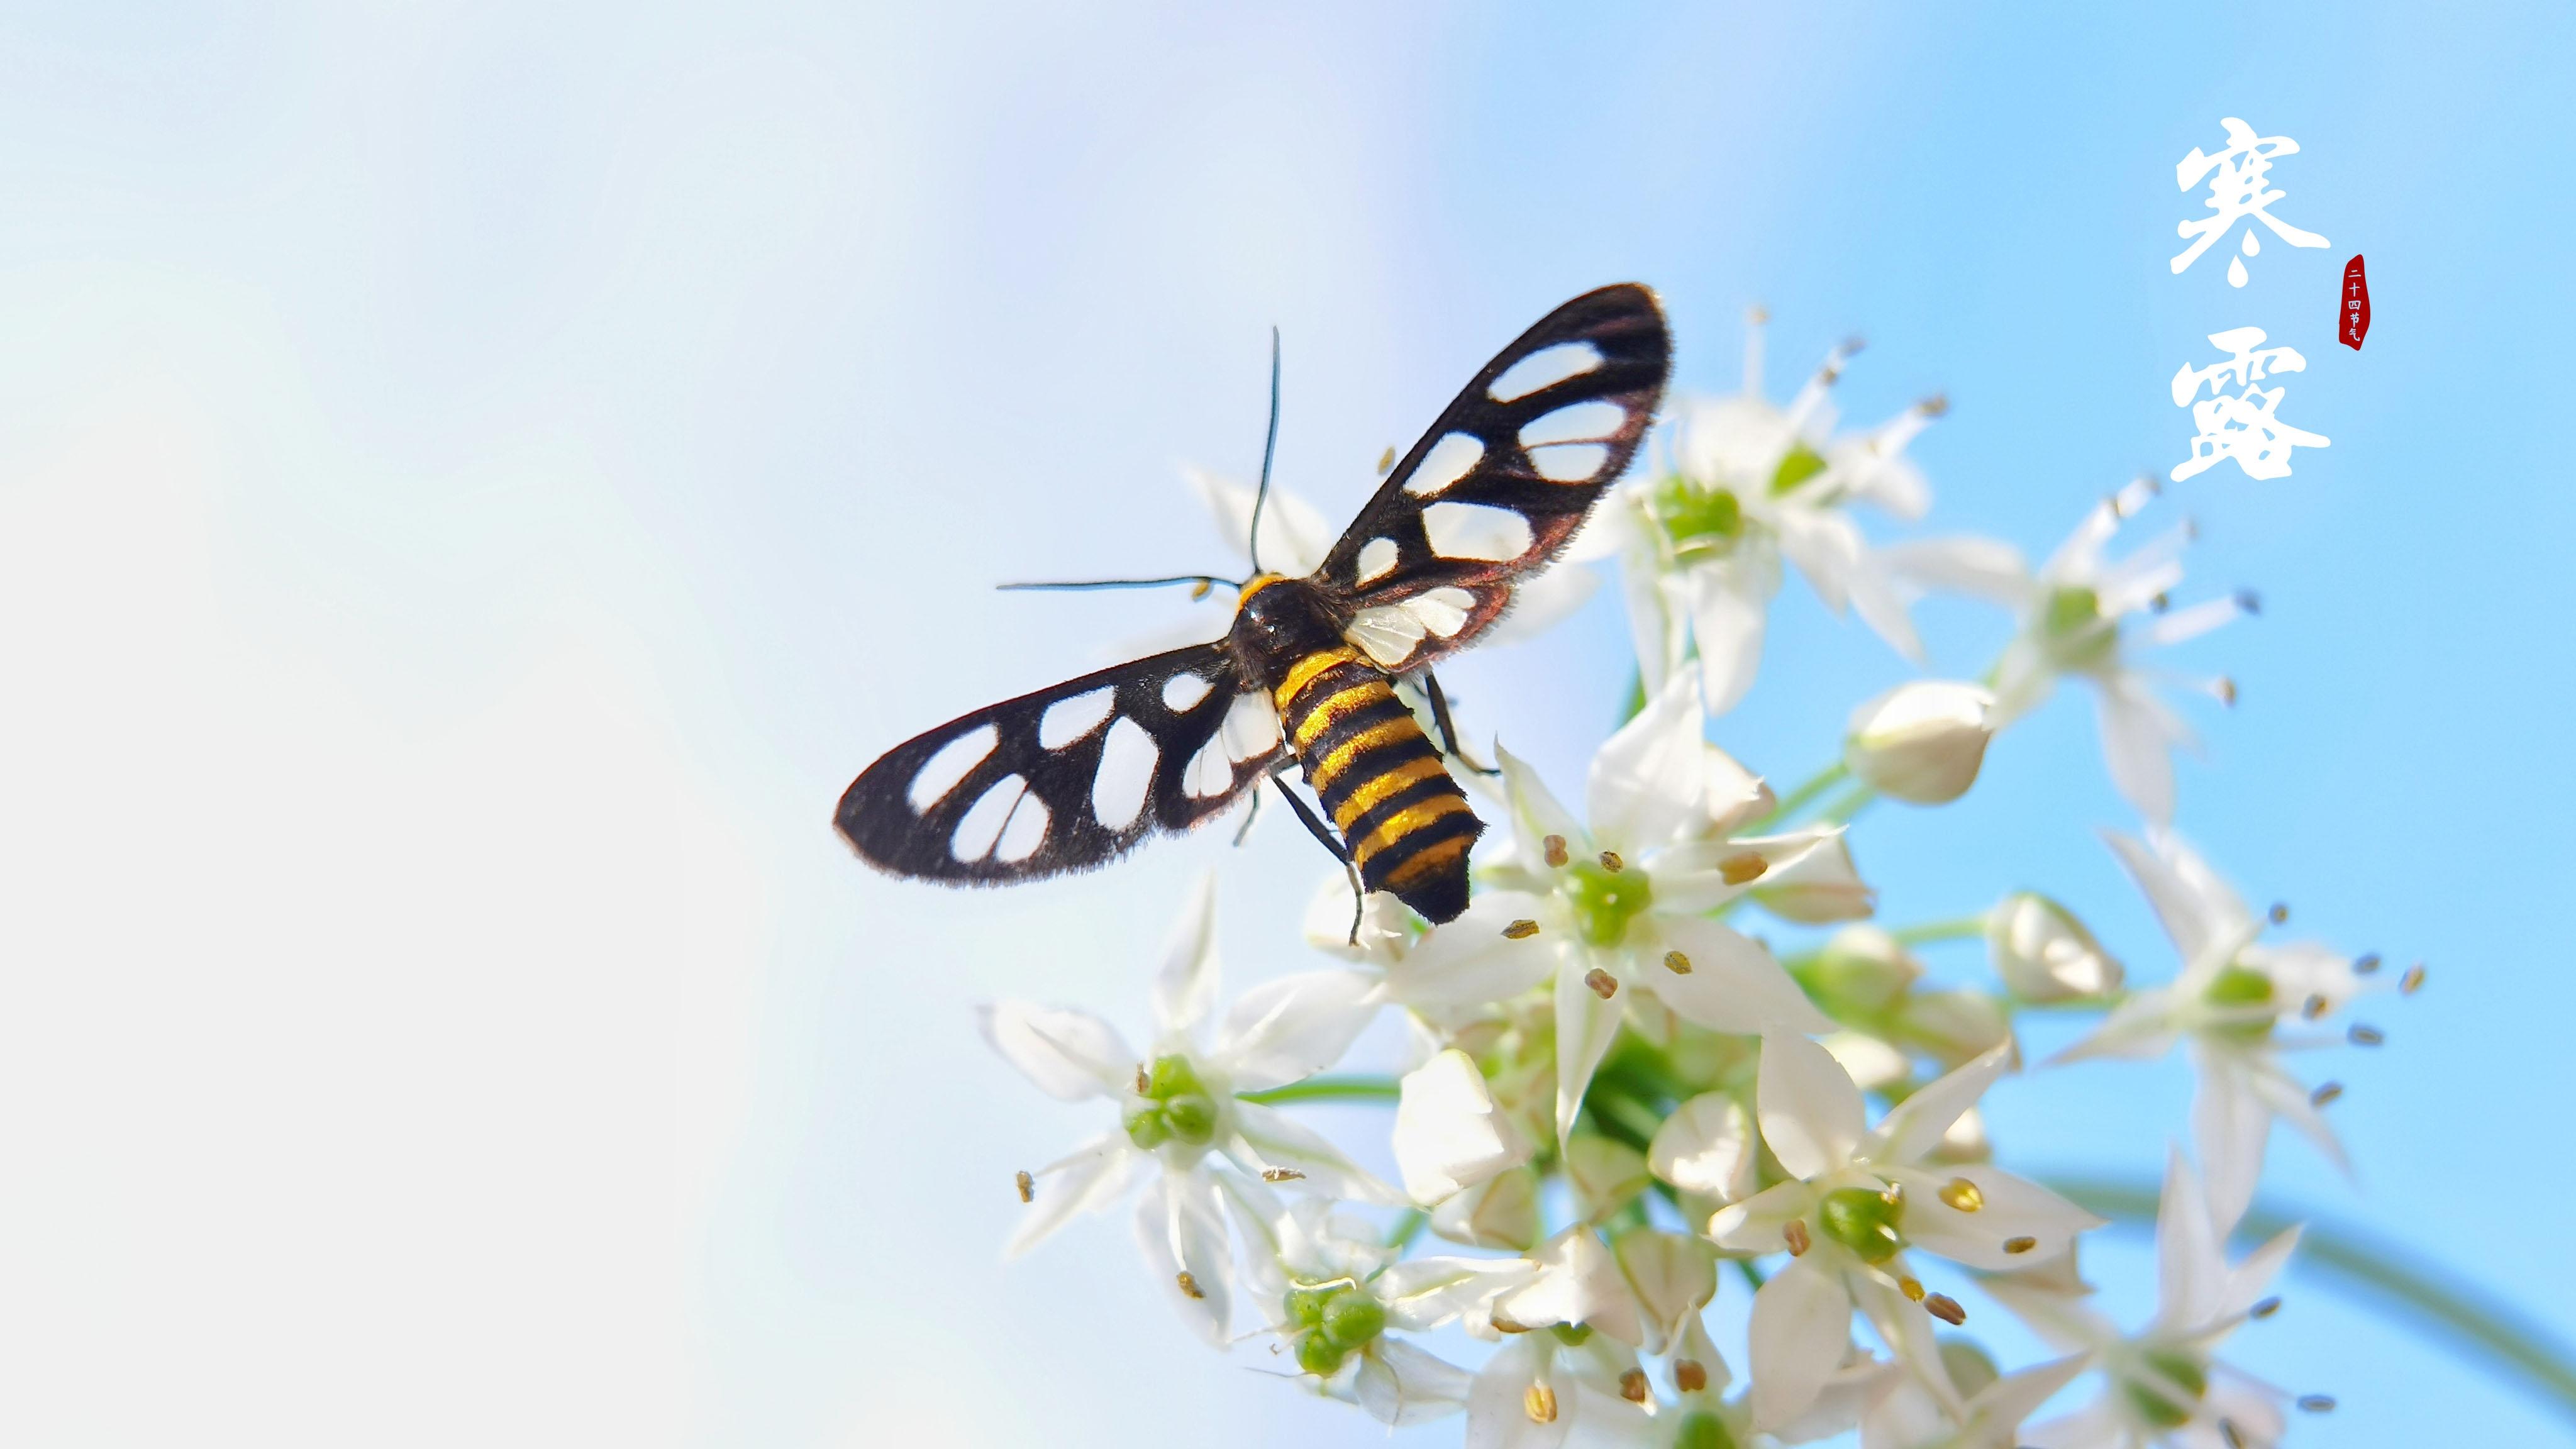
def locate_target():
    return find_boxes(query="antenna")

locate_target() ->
[1246,326,1281,573]
[996,574,1243,595]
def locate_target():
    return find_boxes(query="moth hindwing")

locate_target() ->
[1314,282,1670,673]
[836,643,1284,883]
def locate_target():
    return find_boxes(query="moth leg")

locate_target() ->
[1422,670,1500,775]
[1269,769,1365,946]
[1231,785,1265,846]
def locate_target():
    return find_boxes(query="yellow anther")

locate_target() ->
[1134,1064,1150,1095]
[2310,1081,2343,1108]
[1938,1177,1984,1213]
[1674,1358,1708,1394]
[1899,1277,1924,1302]
[1189,579,1212,601]
[1543,834,1569,867]
[1376,445,1397,475]
[1262,1167,1305,1182]
[2268,902,2290,924]
[2251,1296,2282,1319]
[1719,852,1768,885]
[2004,1235,2037,1255]
[1584,969,1618,999]
[2402,962,2427,994]
[1663,950,1692,974]
[1598,850,1624,873]
[1523,1384,1558,1424]
[2301,993,2328,1020]
[1923,1293,1966,1326]
[1783,1219,1811,1256]
[1619,1368,1649,1404]
[1177,1272,1205,1300]
[2349,1024,2384,1046]
[1503,919,1541,940]
[1015,1170,1035,1204]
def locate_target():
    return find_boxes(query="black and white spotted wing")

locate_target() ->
[1315,284,1670,672]
[836,643,1285,884]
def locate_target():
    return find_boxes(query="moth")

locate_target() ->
[836,284,1671,924]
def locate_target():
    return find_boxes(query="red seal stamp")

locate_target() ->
[2340,255,2370,350]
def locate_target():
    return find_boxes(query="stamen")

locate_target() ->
[2217,1419,2243,1449]
[1938,1177,1984,1213]
[1918,394,1949,418]
[2268,902,2289,924]
[1015,1170,1035,1204]
[2310,1082,2343,1108]
[1899,1277,1924,1302]
[2355,952,2382,974]
[1882,1181,1905,1208]
[2150,592,2171,613]
[1923,1293,1966,1326]
[1584,968,1619,999]
[2215,675,2238,708]
[2235,588,2263,615]
[1189,579,1212,601]
[1262,1167,1306,1182]
[1491,1311,1533,1334]
[2299,1394,2336,1413]
[2348,1024,2384,1046]
[1543,835,1570,867]
[2402,962,2426,994]
[1663,950,1693,974]
[1177,1272,1206,1300]
[1503,919,1541,940]
[1783,1219,1811,1256]
[2251,1296,2283,1319]
[2301,993,2328,1020]
[2004,1236,2037,1255]
[1599,850,1625,873]
[1376,445,1396,475]
[1674,1359,1709,1393]
[1619,1368,1650,1404]
[1135,1063,1150,1095]
[1523,1383,1558,1424]
[1719,852,1768,885]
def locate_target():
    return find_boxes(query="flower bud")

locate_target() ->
[1750,833,1875,923]
[1393,1050,1530,1204]
[1842,680,1997,805]
[1804,925,1922,1016]
[1565,1134,1653,1224]
[1430,1165,1541,1250]
[1986,892,2124,1000]
[1896,988,2012,1068]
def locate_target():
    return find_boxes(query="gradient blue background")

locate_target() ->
[0,3,2565,1445]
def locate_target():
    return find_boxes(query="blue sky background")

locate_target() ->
[0,3,2568,1445]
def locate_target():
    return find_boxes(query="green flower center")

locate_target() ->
[1770,441,1828,496]
[1564,860,1655,947]
[2039,585,2118,672]
[1673,1411,1739,1449]
[1284,1280,1384,1377]
[1817,1185,1906,1263]
[1124,1053,1222,1150]
[2202,963,2277,1043]
[2123,1348,2209,1429]
[1654,476,1744,558]
[1549,1322,1594,1346]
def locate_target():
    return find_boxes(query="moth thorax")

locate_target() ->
[1229,575,1345,675]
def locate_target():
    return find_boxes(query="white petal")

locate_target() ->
[2191,1052,2273,1238]
[1758,1031,1867,1179]
[1967,1353,2095,1438]
[977,1000,1134,1101]
[1748,831,1878,924]
[1498,1228,1643,1345]
[1706,1179,1814,1254]
[1380,1255,1540,1333]
[1496,745,1589,872]
[1395,1049,1531,1203]
[1689,554,1778,717]
[1430,1166,1543,1252]
[1748,1255,1854,1430]
[1356,1340,1475,1425]
[1588,662,1711,852]
[1554,950,1626,1148]
[1153,872,1223,1040]
[1006,1132,1144,1257]
[1775,506,1862,611]
[2217,1223,2305,1324]
[2153,1147,2228,1333]
[1465,1337,1568,1449]
[1480,565,1600,648]
[1648,1091,1757,1201]
[1133,1171,1233,1345]
[1641,916,1833,1034]
[1846,555,1927,663]
[1651,830,1828,914]
[1227,1100,1402,1204]
[2094,677,2179,825]
[1877,535,2031,606]
[1183,464,1334,576]
[1385,892,1558,1007]
[1613,1230,1718,1355]
[1892,1163,2105,1271]
[1864,1041,2012,1165]
[1210,969,1379,1090]
[2102,830,2233,969]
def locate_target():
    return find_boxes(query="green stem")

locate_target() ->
[1892,914,1990,947]
[1238,1074,1401,1106]
[1384,1208,1428,1251]
[1734,1257,1768,1291]
[1816,780,1880,825]
[2048,1175,2576,1430]
[1752,760,1850,832]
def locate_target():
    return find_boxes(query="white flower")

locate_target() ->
[1843,680,1997,805]
[1887,481,2248,823]
[1614,314,1948,716]
[1382,664,1836,1144]
[1394,1048,1533,1204]
[1229,1192,1524,1424]
[1989,1151,2302,1449]
[1469,1228,1655,1449]
[982,874,1394,1341]
[2055,830,2370,1231]
[1988,892,2126,1001]
[1707,1035,2104,1429]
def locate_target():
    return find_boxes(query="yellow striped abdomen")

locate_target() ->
[1272,647,1481,923]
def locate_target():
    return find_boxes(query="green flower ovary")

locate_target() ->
[2038,584,2119,672]
[1818,1185,1906,1263]
[1125,1053,1222,1149]
[2201,963,2277,1043]
[1564,860,1655,947]
[1653,476,1744,558]
[1284,1280,1384,1377]
[2122,1348,2209,1429]
[1673,1411,1740,1449]
[1769,441,1828,496]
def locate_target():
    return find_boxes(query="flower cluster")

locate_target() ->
[976,314,2416,1448]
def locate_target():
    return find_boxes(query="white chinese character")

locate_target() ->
[2172,118,2330,287]
[2168,326,2329,481]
